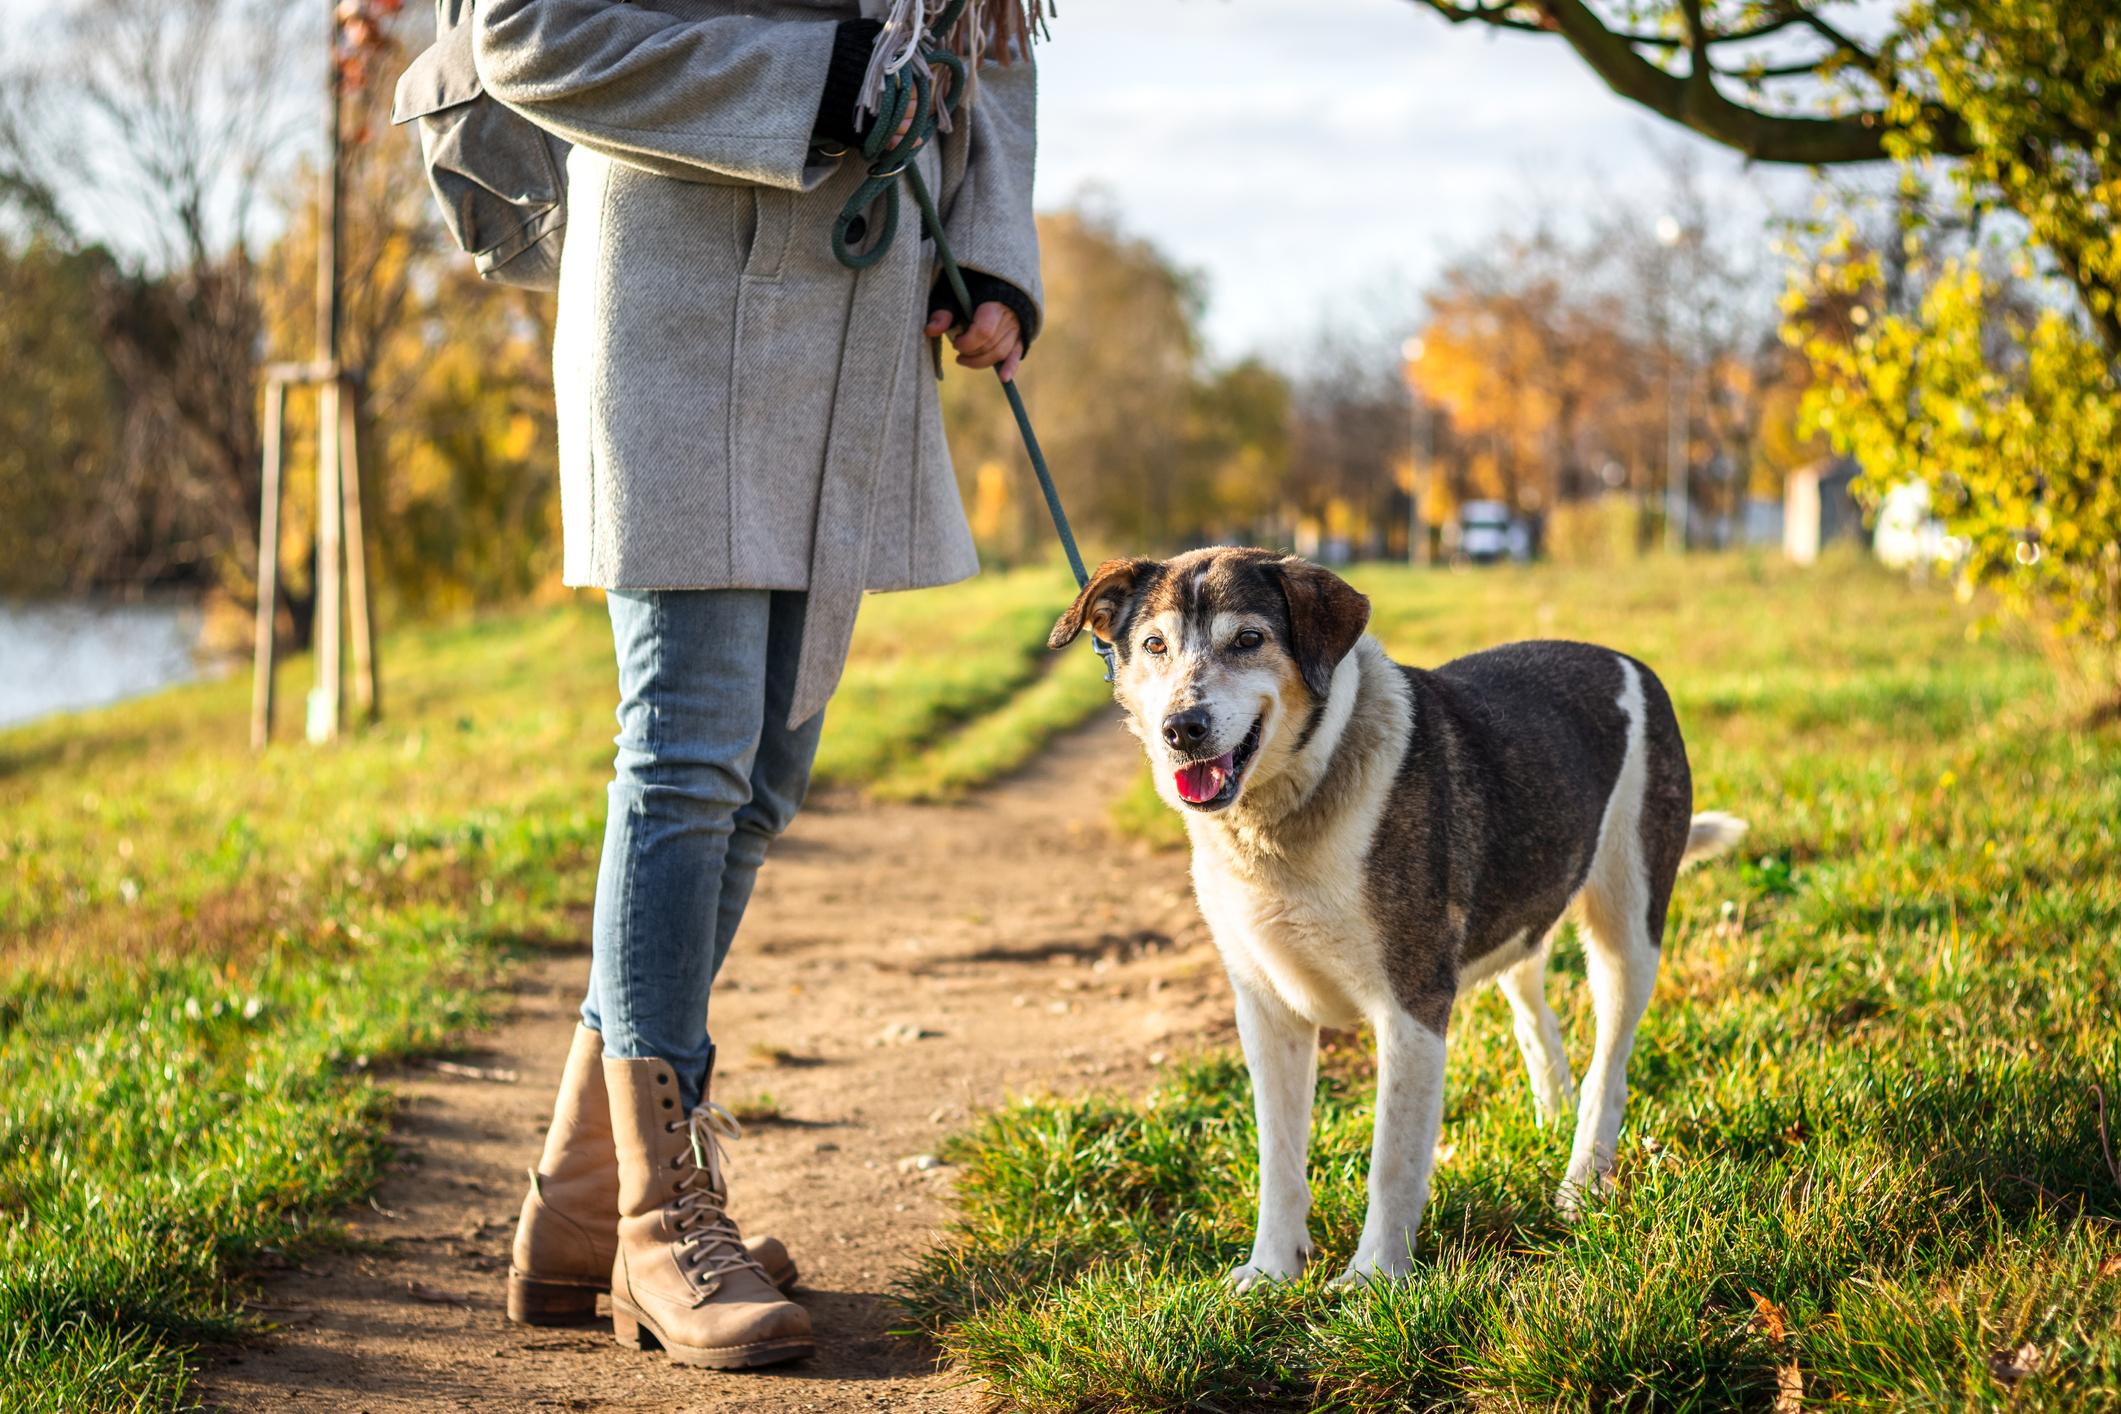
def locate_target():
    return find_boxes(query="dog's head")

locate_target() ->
[1050,548,1370,815]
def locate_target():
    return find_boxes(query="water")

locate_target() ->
[0,599,208,730]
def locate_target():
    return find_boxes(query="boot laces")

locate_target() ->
[666,1101,769,1289]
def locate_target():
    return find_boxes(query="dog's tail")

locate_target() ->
[1681,811,1748,869]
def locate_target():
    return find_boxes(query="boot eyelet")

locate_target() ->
[661,1098,673,1109]
[656,1072,669,1084]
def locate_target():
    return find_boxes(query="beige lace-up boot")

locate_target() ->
[507,1028,796,1325]
[605,1057,813,1368]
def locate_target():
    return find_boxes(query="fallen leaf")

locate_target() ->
[2099,1255,2121,1278]
[1773,1363,1804,1413]
[407,1281,471,1306]
[1989,1342,2043,1387]
[1746,1289,1789,1342]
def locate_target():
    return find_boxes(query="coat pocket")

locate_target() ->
[391,12,570,291]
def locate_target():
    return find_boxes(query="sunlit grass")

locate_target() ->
[898,550,2121,1411]
[819,565,1109,799]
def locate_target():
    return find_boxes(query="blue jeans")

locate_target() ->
[582,589,825,1112]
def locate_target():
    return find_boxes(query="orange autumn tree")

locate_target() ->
[1409,203,1805,554]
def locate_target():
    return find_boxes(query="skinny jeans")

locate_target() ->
[581,588,824,1113]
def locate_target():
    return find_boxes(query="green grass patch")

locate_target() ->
[0,569,1098,1408]
[870,639,1114,802]
[815,566,1109,796]
[899,552,2121,1411]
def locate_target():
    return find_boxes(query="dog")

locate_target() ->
[1049,547,1745,1286]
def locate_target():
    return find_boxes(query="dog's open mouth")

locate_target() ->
[1173,715,1262,810]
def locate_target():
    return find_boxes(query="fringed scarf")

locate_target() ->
[854,0,1051,133]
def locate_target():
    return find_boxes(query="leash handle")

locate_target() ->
[832,36,1116,684]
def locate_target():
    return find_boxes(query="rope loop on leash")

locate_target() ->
[829,10,1116,684]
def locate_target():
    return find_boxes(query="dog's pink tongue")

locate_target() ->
[1175,752,1235,804]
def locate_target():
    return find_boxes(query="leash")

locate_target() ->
[828,5,1116,683]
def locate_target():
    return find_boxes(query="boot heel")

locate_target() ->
[611,1304,662,1351]
[507,1273,601,1327]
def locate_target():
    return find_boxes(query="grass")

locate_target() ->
[816,565,1111,798]
[0,568,1101,1410]
[897,548,2121,1411]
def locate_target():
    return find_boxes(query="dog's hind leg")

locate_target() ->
[1497,935,1575,1125]
[1560,891,1658,1216]
[1337,1008,1448,1284]
[1557,657,1665,1218]
[1228,983,1318,1291]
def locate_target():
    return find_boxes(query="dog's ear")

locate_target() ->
[1050,557,1156,649]
[1271,557,1371,699]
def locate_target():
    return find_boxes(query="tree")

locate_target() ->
[1286,330,1416,560]
[1407,0,2119,352]
[1426,0,2120,684]
[1401,168,1795,553]
[0,0,301,596]
[1789,227,2121,694]
[0,240,118,594]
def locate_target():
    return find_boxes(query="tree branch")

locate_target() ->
[1412,0,1974,165]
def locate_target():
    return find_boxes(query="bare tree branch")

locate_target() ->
[1412,0,1973,165]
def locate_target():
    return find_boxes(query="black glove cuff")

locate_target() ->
[813,19,884,149]
[928,269,1041,347]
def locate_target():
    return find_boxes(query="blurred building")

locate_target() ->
[1783,457,1861,565]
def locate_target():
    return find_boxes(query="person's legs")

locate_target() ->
[583,588,802,1112]
[579,588,823,1368]
[713,590,825,961]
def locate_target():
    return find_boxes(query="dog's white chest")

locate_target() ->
[1192,838,1389,1030]
[1181,645,1412,1031]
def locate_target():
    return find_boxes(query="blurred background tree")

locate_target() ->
[0,0,298,600]
[1387,160,1809,563]
[0,0,561,638]
[0,240,117,595]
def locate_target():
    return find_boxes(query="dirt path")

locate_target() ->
[197,708,1229,1414]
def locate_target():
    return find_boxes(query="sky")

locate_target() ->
[1029,0,1809,358]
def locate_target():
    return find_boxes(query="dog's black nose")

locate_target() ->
[1162,707,1211,751]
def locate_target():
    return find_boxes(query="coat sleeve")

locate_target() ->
[473,0,839,190]
[935,52,1043,339]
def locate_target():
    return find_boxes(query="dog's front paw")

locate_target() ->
[1225,1257,1306,1294]
[1333,1245,1417,1288]
[1553,1169,1615,1222]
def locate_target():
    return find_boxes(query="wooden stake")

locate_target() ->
[340,378,378,720]
[311,377,343,743]
[251,380,287,749]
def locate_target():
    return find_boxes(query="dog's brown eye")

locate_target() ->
[1235,630,1263,649]
[1143,635,1166,654]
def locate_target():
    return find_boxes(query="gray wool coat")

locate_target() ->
[472,0,1042,726]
